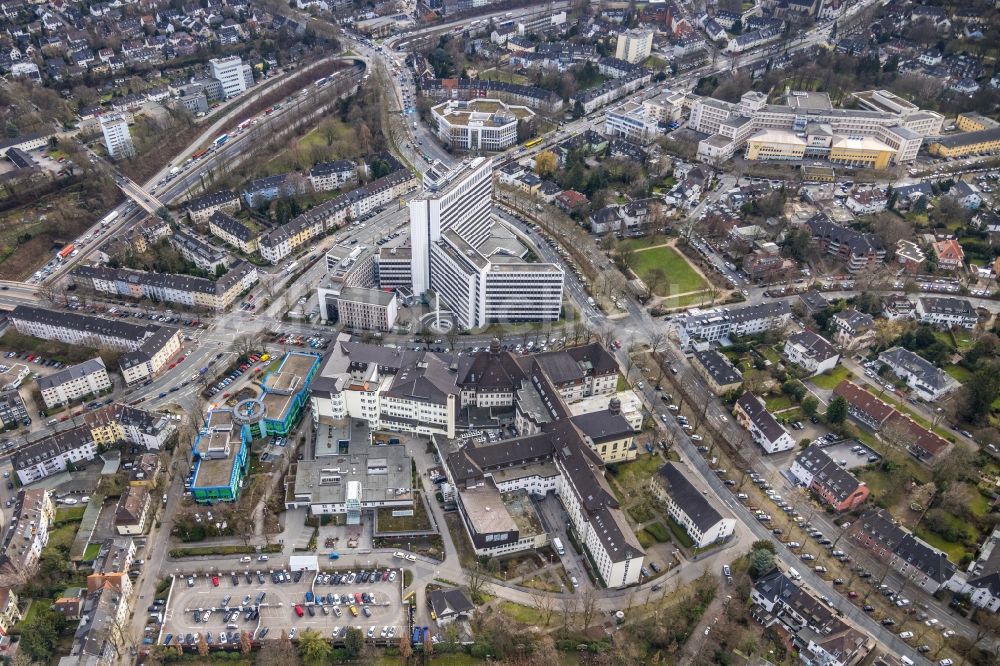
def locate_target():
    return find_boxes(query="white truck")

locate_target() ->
[552,537,565,556]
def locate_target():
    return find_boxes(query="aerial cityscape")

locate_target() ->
[0,0,995,664]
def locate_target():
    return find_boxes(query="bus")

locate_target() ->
[212,134,229,148]
[523,137,543,149]
[314,76,329,88]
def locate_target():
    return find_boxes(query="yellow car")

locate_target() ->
[349,606,358,617]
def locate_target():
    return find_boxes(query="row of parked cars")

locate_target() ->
[5,350,65,369]
[274,334,329,349]
[209,354,267,397]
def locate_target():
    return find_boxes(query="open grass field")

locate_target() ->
[479,68,529,85]
[811,366,854,390]
[630,245,707,296]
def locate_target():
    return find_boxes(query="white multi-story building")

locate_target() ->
[915,296,977,329]
[410,158,494,294]
[310,337,459,438]
[101,115,134,160]
[209,56,253,98]
[431,99,533,152]
[12,426,98,485]
[604,100,658,145]
[689,89,942,167]
[672,301,791,349]
[782,330,840,376]
[615,28,653,63]
[9,306,181,385]
[410,158,563,329]
[37,357,112,409]
[651,462,736,548]
[316,285,398,332]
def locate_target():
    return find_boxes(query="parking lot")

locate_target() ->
[822,440,880,471]
[161,566,407,647]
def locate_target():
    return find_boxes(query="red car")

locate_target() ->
[294,605,304,617]
[212,576,219,587]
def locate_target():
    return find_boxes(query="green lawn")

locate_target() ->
[611,454,664,490]
[944,364,973,384]
[479,69,529,85]
[500,601,542,624]
[666,517,695,549]
[811,366,853,390]
[82,542,101,561]
[659,291,716,309]
[630,246,707,296]
[643,56,668,71]
[55,506,86,524]
[914,525,969,563]
[764,394,793,411]
[644,521,671,543]
[616,374,629,392]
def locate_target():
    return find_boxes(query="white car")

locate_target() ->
[898,631,913,640]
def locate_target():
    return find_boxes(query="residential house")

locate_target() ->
[783,330,840,376]
[895,239,925,274]
[428,588,475,626]
[878,347,957,401]
[915,296,977,329]
[830,309,875,351]
[789,444,869,511]
[691,349,743,395]
[931,238,965,271]
[734,392,795,454]
[114,486,150,535]
[852,508,957,593]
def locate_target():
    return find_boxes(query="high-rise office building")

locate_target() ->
[209,56,254,99]
[408,158,564,330]
[101,115,135,160]
[409,158,494,294]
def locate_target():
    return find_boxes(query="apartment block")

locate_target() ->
[186,190,241,224]
[0,489,54,586]
[37,357,112,409]
[650,462,735,547]
[9,306,181,385]
[72,260,258,311]
[672,301,791,349]
[208,211,258,254]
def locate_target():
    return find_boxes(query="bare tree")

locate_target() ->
[527,585,556,627]
[231,332,264,359]
[465,564,492,605]
[580,588,599,630]
[559,593,579,632]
